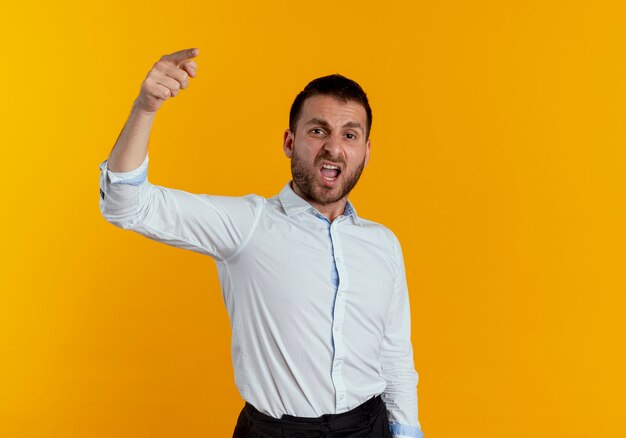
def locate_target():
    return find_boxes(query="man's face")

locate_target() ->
[283,94,371,207]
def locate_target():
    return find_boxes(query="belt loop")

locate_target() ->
[366,395,381,425]
[320,422,331,436]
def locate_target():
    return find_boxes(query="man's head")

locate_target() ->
[283,74,372,211]
[289,74,372,140]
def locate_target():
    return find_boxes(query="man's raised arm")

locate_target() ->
[98,48,264,261]
[107,47,199,172]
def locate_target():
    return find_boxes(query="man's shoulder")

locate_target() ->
[354,215,401,245]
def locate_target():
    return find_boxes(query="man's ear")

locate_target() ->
[283,129,294,158]
[364,138,371,166]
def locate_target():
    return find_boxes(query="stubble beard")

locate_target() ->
[290,146,366,206]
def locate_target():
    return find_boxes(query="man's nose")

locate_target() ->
[323,133,342,156]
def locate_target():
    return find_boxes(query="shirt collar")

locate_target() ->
[278,181,362,226]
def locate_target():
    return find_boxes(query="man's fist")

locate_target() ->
[135,48,199,113]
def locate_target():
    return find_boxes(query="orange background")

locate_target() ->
[1,1,625,437]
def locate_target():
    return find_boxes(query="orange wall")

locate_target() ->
[1,1,625,437]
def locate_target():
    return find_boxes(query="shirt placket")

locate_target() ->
[329,217,349,412]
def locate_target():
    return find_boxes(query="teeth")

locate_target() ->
[322,164,339,170]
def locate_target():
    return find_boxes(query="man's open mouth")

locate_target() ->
[320,163,342,182]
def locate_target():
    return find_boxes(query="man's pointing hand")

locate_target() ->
[136,48,199,113]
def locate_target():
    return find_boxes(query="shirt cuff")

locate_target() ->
[389,422,424,438]
[98,153,149,186]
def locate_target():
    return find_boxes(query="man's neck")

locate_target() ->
[290,181,347,222]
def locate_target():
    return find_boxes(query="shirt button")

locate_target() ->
[334,360,342,367]
[338,394,344,400]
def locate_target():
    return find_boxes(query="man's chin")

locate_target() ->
[292,175,349,205]
[312,186,346,205]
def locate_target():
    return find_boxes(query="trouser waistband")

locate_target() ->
[243,394,385,432]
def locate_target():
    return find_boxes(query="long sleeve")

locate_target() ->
[380,235,424,438]
[98,153,265,261]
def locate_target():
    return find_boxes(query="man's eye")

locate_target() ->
[345,133,356,139]
[311,128,324,135]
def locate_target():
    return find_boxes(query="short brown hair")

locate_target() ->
[289,74,373,139]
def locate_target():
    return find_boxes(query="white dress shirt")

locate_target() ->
[98,153,424,438]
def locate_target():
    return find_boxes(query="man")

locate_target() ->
[99,47,425,438]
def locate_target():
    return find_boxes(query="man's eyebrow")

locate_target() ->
[304,118,331,128]
[343,121,364,131]
[303,118,364,132]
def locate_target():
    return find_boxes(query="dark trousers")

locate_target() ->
[232,395,393,438]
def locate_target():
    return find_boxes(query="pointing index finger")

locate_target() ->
[161,48,199,66]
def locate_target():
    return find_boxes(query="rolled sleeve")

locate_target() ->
[98,154,264,261]
[380,235,424,438]
[102,153,149,186]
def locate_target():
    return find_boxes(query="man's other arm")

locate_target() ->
[380,233,425,438]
